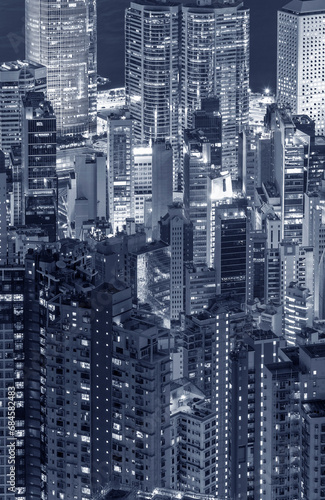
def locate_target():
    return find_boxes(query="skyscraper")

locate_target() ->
[277,0,325,135]
[268,105,308,243]
[0,61,46,154]
[22,92,57,241]
[107,110,135,234]
[181,1,250,178]
[25,0,97,136]
[125,0,250,181]
[213,198,249,301]
[125,1,180,146]
[0,152,7,265]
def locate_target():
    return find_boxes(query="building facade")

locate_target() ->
[0,61,46,155]
[25,0,97,136]
[22,92,57,241]
[277,0,325,135]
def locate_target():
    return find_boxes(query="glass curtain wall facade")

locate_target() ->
[25,0,97,136]
[0,61,47,154]
[181,2,250,178]
[125,2,180,145]
[126,1,249,181]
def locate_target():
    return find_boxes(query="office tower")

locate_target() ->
[107,110,135,234]
[213,198,249,301]
[0,61,46,155]
[239,128,261,201]
[159,203,193,322]
[0,267,25,499]
[308,136,325,192]
[67,152,107,238]
[293,115,325,194]
[181,1,250,178]
[184,129,212,265]
[110,314,172,491]
[22,92,57,241]
[169,381,217,495]
[229,330,280,500]
[270,106,308,243]
[184,264,216,315]
[265,213,282,302]
[249,230,267,303]
[303,193,325,318]
[133,146,153,224]
[125,1,180,148]
[277,0,325,135]
[0,151,7,265]
[126,1,249,181]
[8,146,23,226]
[193,97,222,173]
[25,0,97,136]
[151,140,173,239]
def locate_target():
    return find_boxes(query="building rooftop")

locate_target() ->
[248,329,278,341]
[301,343,325,359]
[282,0,325,14]
[134,240,169,255]
[130,0,245,9]
[302,400,325,419]
[265,360,298,375]
[0,60,45,73]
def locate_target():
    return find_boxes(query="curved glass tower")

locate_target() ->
[126,0,249,181]
[182,2,250,178]
[125,1,180,145]
[25,0,97,137]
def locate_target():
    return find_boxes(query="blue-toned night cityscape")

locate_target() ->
[1,0,325,499]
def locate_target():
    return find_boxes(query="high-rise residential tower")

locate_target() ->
[25,0,97,136]
[277,0,325,135]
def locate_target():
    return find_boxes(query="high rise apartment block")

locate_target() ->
[229,329,281,500]
[170,381,216,495]
[110,314,172,491]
